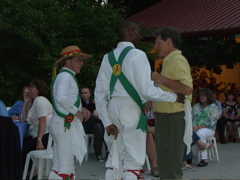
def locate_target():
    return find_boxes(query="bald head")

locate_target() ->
[117,20,140,46]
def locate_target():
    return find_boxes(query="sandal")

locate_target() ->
[197,160,208,167]
[199,143,214,152]
[150,167,159,177]
[181,164,195,171]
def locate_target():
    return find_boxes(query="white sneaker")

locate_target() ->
[97,155,104,163]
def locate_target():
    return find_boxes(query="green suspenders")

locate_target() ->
[51,69,81,129]
[108,46,147,132]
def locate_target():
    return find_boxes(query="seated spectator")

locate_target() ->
[192,88,220,167]
[181,131,214,171]
[81,87,105,162]
[0,100,8,116]
[222,91,240,142]
[146,125,159,177]
[212,90,228,144]
[21,78,52,177]
[8,86,31,120]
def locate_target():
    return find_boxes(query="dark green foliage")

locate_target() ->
[0,0,125,106]
[181,36,240,74]
[1,0,239,107]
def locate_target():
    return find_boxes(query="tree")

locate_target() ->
[0,0,125,105]
[181,35,240,74]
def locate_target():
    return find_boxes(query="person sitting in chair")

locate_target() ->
[81,87,105,162]
[192,88,220,167]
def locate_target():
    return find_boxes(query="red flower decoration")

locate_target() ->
[65,115,74,123]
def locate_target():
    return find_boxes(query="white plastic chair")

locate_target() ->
[197,136,219,163]
[224,126,240,140]
[145,154,151,171]
[22,134,53,180]
[84,134,106,161]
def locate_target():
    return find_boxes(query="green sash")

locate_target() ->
[51,69,81,129]
[108,46,147,132]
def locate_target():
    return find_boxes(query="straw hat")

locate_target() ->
[53,45,92,67]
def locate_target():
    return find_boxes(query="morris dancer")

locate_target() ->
[94,20,184,180]
[48,46,91,180]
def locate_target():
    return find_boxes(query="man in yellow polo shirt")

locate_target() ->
[151,26,193,179]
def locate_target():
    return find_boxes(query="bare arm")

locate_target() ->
[234,108,240,120]
[93,110,98,117]
[147,125,155,135]
[151,72,193,95]
[222,107,230,119]
[22,93,32,121]
[36,116,47,150]
[193,124,206,132]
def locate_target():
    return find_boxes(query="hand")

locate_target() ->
[12,115,19,120]
[193,126,199,132]
[151,72,163,83]
[146,100,152,111]
[93,110,98,117]
[36,139,44,150]
[81,107,90,121]
[106,124,118,140]
[176,93,185,103]
[23,90,32,102]
[147,125,155,135]
[230,116,235,120]
[75,111,84,122]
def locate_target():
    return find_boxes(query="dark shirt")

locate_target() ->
[81,100,96,113]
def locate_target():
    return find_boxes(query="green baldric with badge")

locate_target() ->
[108,46,147,132]
[51,69,81,131]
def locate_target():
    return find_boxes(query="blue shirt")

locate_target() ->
[215,99,222,115]
[8,100,24,117]
[0,100,8,116]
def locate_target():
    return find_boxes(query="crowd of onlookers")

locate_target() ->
[0,81,105,179]
[145,88,240,176]
[1,84,239,178]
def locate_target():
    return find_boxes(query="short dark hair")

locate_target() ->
[225,91,237,101]
[154,26,181,49]
[198,88,215,105]
[117,20,137,40]
[30,78,49,99]
[20,86,30,100]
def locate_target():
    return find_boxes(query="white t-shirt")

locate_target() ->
[27,96,52,138]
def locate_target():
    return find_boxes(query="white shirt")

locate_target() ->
[52,67,82,117]
[51,67,86,164]
[27,96,52,138]
[94,42,177,127]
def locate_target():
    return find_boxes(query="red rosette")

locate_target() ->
[65,115,74,123]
